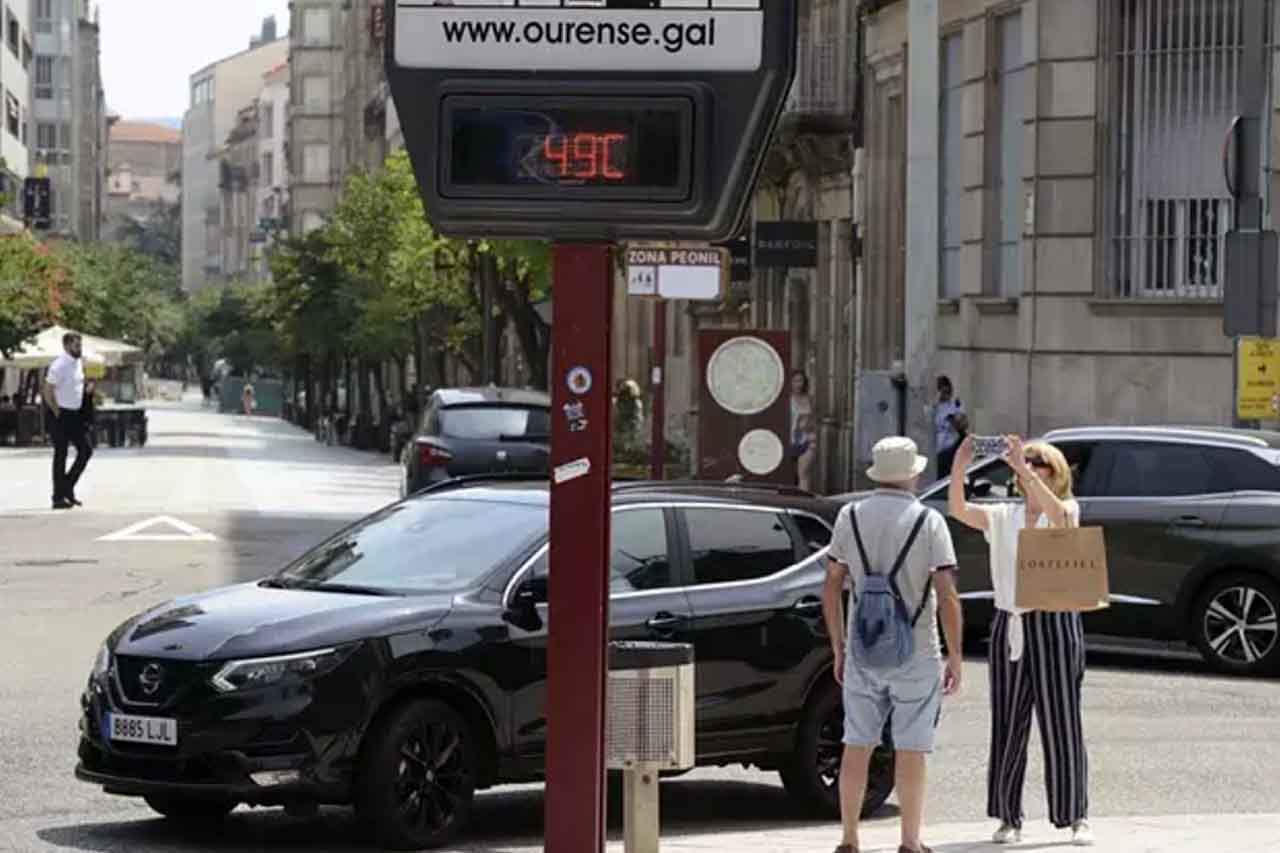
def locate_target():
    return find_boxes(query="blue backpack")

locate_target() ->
[848,505,934,670]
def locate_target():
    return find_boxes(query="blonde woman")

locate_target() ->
[948,435,1093,847]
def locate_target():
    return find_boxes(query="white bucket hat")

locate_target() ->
[867,436,928,484]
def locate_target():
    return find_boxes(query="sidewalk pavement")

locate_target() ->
[506,814,1280,853]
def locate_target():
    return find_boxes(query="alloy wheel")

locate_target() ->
[1203,584,1279,667]
[394,719,469,837]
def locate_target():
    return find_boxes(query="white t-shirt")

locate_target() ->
[46,352,84,411]
[934,398,965,452]
[980,499,1081,661]
[829,490,959,660]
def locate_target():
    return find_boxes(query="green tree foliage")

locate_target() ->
[0,234,66,357]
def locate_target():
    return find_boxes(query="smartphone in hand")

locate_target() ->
[971,435,1010,459]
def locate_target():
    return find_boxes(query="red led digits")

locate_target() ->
[540,132,628,183]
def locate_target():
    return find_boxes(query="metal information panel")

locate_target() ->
[386,0,797,242]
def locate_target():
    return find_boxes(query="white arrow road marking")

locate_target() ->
[97,515,218,543]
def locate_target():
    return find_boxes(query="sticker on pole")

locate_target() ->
[554,457,592,484]
[625,244,727,300]
[567,366,594,395]
[394,1,764,73]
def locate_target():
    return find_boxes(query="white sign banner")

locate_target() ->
[394,1,764,72]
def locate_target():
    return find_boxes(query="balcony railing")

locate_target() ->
[783,0,858,133]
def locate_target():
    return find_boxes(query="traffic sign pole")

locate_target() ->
[545,243,613,853]
[650,299,666,480]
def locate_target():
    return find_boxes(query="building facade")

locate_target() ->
[181,17,286,291]
[288,0,345,237]
[255,61,289,279]
[31,0,104,239]
[104,120,181,245]
[854,0,1274,476]
[0,0,32,220]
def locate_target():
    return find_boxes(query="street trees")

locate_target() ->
[0,234,66,358]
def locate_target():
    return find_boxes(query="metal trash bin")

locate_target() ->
[607,641,694,853]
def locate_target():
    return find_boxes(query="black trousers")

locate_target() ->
[987,610,1089,829]
[50,407,92,501]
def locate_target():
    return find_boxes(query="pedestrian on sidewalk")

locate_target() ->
[790,370,818,491]
[42,332,92,510]
[947,435,1093,847]
[242,380,256,416]
[823,436,965,853]
[933,377,966,477]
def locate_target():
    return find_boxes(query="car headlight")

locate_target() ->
[92,642,112,678]
[210,646,356,693]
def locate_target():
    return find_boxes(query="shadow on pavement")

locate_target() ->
[36,779,881,852]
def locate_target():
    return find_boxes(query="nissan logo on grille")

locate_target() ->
[138,663,165,697]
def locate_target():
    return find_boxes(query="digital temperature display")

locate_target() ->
[444,97,692,201]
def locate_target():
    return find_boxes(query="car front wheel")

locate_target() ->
[143,795,236,822]
[780,679,895,819]
[1192,572,1280,676]
[357,698,477,850]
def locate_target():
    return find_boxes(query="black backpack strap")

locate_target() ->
[849,504,872,575]
[911,575,935,627]
[888,507,930,585]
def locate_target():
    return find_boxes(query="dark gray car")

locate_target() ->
[400,388,551,497]
[906,426,1280,676]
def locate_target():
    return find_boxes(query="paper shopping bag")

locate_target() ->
[1015,526,1110,612]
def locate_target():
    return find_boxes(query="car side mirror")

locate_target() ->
[503,579,545,632]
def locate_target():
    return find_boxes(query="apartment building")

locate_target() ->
[104,120,180,245]
[0,0,31,221]
[289,0,345,236]
[181,17,286,291]
[31,0,104,239]
[256,61,289,278]
[342,0,389,176]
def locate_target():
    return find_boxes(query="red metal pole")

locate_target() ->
[649,299,666,480]
[545,243,613,853]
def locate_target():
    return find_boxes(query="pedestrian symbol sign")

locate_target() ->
[1236,337,1280,420]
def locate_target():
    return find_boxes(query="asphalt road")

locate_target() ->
[1,400,1277,852]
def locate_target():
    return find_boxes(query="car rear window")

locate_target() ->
[685,508,797,585]
[1104,443,1217,497]
[440,405,550,440]
[1206,448,1280,492]
[278,497,548,594]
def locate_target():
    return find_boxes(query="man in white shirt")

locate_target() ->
[43,332,93,509]
[823,436,965,853]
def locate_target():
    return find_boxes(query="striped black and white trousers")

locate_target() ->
[987,610,1089,830]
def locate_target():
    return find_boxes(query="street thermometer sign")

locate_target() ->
[385,4,797,851]
[386,0,798,242]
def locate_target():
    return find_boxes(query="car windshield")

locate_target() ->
[275,497,548,594]
[440,405,550,440]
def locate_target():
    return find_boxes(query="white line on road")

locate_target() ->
[97,515,218,543]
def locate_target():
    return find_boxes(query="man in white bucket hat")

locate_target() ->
[822,436,965,853]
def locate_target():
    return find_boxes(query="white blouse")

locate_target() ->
[981,499,1081,662]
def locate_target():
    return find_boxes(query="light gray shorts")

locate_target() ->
[842,653,943,753]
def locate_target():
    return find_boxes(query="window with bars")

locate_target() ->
[1104,0,1271,299]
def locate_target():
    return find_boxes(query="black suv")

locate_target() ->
[76,480,888,849]
[915,426,1280,676]
[399,388,551,498]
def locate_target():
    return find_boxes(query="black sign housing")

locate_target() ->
[385,2,797,243]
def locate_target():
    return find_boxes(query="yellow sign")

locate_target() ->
[1237,337,1280,420]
